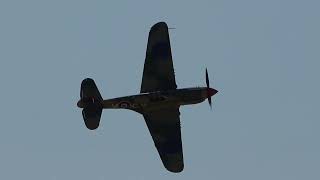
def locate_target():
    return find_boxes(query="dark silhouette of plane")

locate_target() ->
[77,22,218,173]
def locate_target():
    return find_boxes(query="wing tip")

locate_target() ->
[164,161,184,173]
[161,153,184,173]
[151,22,168,31]
[81,78,95,87]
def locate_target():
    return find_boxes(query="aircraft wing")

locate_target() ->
[143,107,184,172]
[140,22,177,93]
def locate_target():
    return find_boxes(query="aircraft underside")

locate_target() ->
[76,22,218,173]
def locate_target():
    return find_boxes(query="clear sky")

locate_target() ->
[0,0,319,179]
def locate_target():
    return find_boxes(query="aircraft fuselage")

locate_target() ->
[100,87,217,113]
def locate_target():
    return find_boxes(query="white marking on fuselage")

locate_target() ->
[110,101,146,109]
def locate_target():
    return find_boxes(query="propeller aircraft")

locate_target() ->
[77,22,218,172]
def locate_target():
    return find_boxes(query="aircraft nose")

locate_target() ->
[207,88,218,97]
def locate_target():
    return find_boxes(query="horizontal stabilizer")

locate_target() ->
[79,78,103,130]
[82,107,102,130]
[80,78,103,100]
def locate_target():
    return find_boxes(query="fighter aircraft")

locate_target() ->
[77,22,218,173]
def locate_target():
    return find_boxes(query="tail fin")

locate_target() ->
[78,78,103,130]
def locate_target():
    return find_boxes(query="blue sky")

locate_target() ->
[0,0,319,179]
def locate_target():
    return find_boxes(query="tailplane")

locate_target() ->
[77,78,103,130]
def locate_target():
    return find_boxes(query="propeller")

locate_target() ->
[206,68,218,109]
[205,68,212,108]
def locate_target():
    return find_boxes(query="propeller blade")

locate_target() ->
[206,68,212,109]
[205,68,210,88]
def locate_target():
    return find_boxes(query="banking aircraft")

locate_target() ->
[77,22,218,172]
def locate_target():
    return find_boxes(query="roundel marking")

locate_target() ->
[119,101,130,108]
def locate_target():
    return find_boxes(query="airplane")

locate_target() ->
[76,22,218,173]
